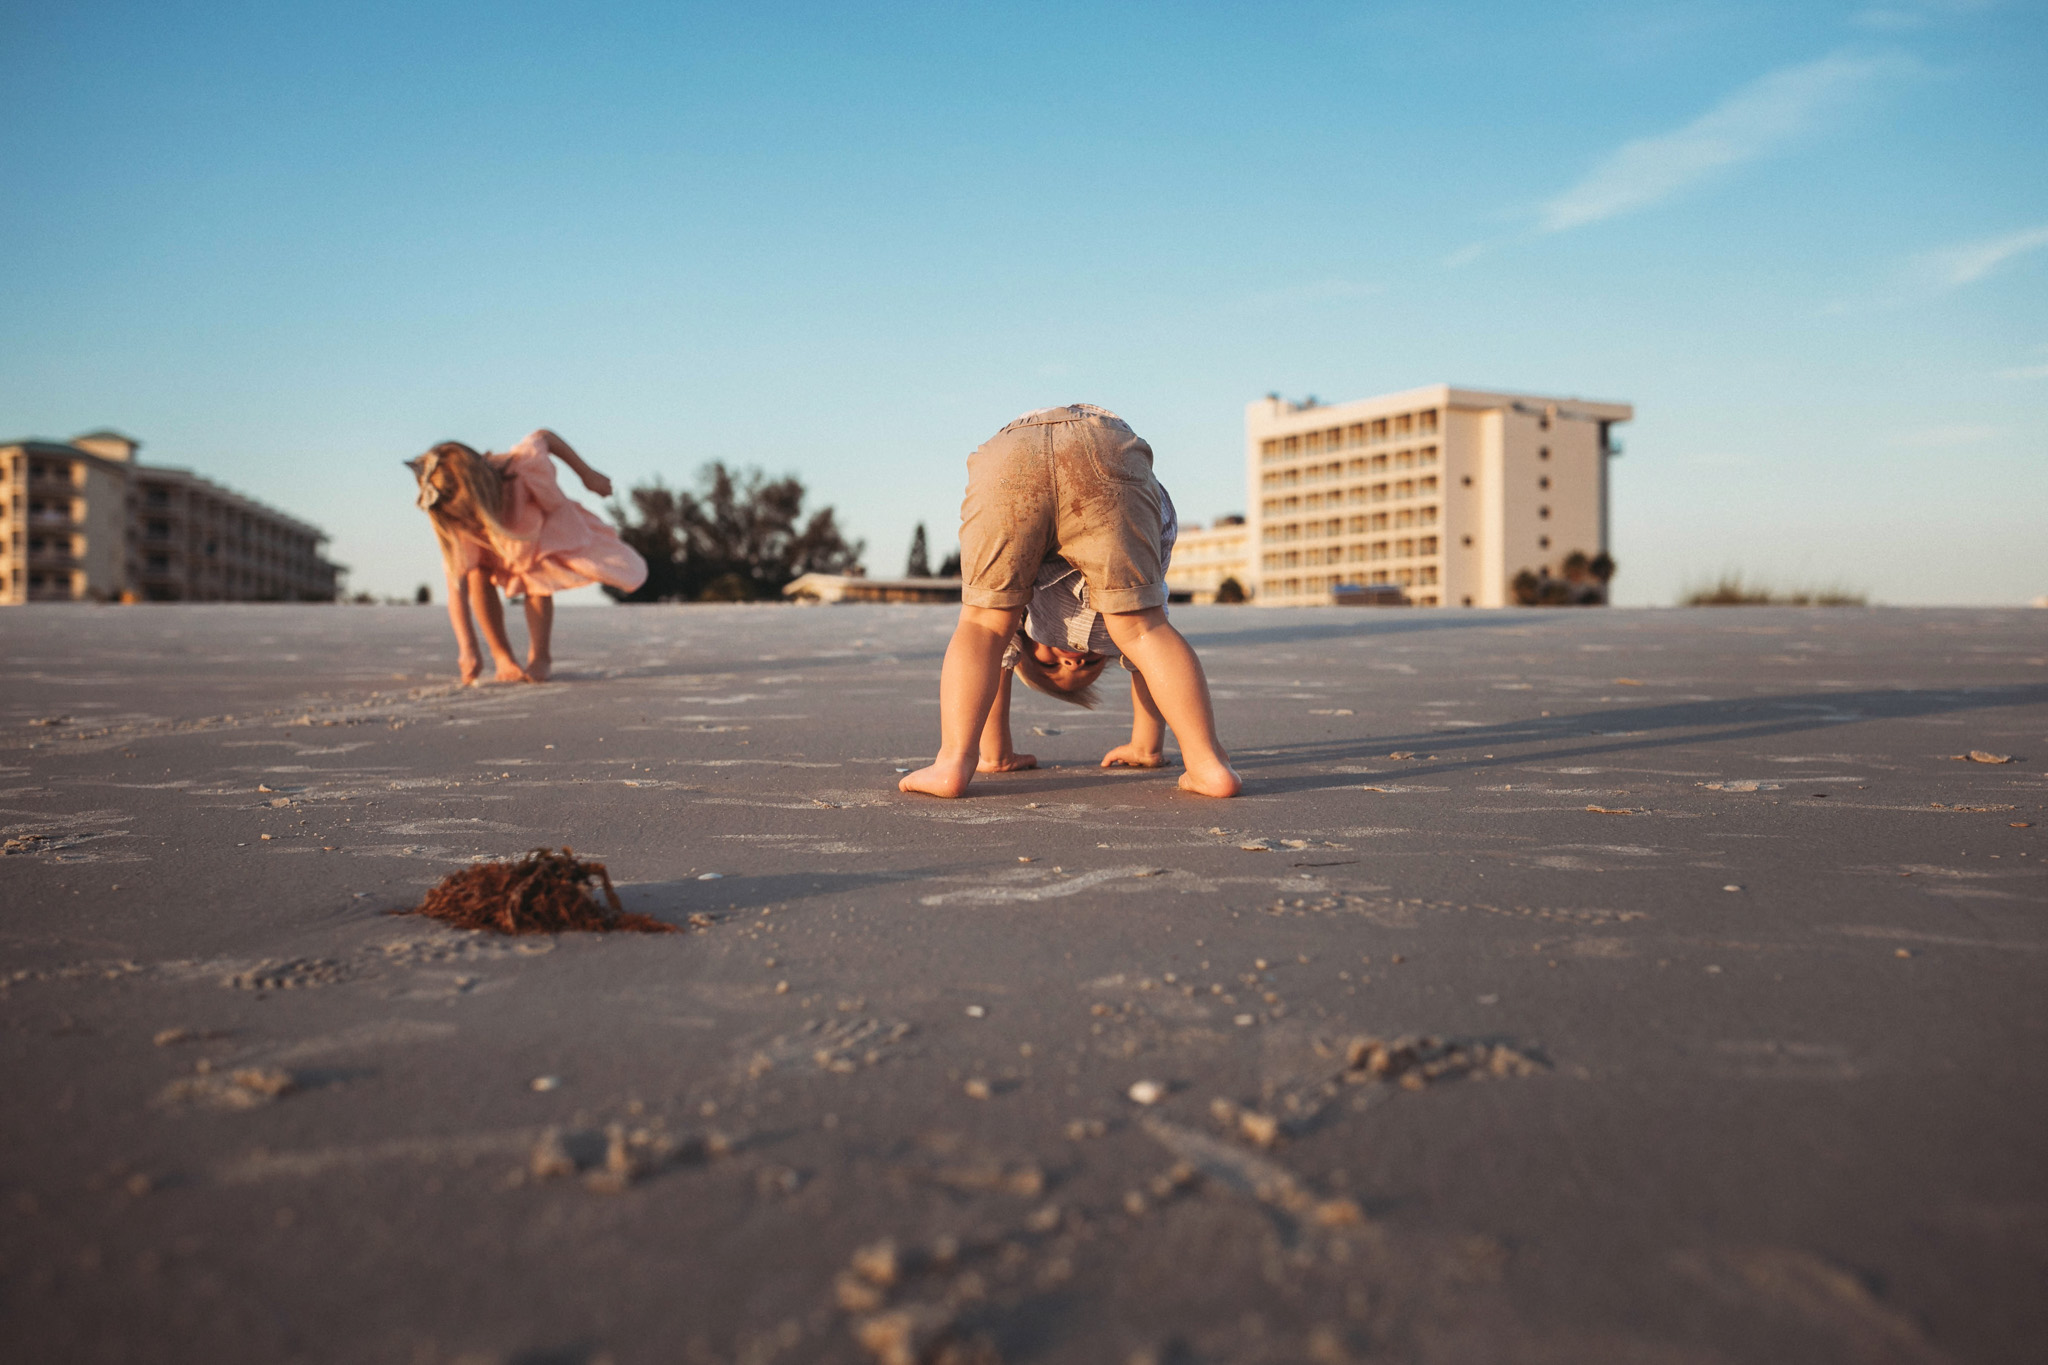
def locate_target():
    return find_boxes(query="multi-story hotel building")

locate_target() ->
[1165,514,1251,603]
[1247,384,1631,607]
[0,431,341,604]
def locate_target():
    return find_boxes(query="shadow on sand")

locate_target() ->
[1232,682,2047,795]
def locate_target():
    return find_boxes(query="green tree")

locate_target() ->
[607,463,864,603]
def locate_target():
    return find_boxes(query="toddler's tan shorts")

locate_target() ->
[958,405,1167,614]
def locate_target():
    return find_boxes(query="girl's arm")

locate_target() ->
[538,429,613,498]
[1100,669,1168,768]
[976,666,1038,773]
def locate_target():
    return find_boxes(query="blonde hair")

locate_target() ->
[407,442,530,562]
[1011,648,1103,710]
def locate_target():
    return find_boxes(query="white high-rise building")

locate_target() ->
[1246,385,1631,607]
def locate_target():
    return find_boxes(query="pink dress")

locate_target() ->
[449,432,648,597]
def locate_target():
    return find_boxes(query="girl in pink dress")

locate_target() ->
[407,430,648,684]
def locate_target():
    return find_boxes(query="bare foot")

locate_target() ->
[458,650,483,686]
[899,755,977,797]
[1101,744,1166,769]
[526,654,552,682]
[978,751,1037,773]
[492,658,533,684]
[1177,757,1242,797]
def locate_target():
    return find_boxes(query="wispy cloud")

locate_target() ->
[1927,224,2048,286]
[1852,0,1994,32]
[1537,52,1911,234]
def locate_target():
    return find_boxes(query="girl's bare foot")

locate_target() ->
[978,751,1037,773]
[493,658,533,684]
[1101,744,1166,769]
[526,653,552,682]
[458,650,483,686]
[900,755,977,797]
[1177,757,1242,797]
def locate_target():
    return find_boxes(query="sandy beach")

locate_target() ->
[3,602,2043,1364]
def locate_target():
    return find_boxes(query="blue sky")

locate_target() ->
[3,0,2043,606]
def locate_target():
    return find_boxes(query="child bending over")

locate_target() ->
[900,404,1239,798]
[408,430,646,684]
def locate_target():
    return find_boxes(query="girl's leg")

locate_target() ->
[900,605,1022,797]
[465,571,531,683]
[976,666,1036,773]
[1101,671,1168,768]
[1101,608,1240,796]
[523,594,555,680]
[445,570,484,684]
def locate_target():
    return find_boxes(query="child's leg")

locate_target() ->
[523,594,555,680]
[900,605,1022,797]
[465,571,531,683]
[444,569,484,685]
[1102,670,1168,769]
[1100,608,1240,796]
[977,666,1037,773]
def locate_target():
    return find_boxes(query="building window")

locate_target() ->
[1461,534,1473,547]
[1538,475,1550,489]
[1260,440,1279,458]
[1538,506,1550,519]
[1283,436,1300,454]
[1395,414,1413,436]
[1538,447,1550,460]
[1396,480,1415,498]
[1460,474,1472,487]
[1419,410,1439,435]
[1346,424,1366,447]
[1420,476,1438,493]
[1419,536,1439,554]
[1538,536,1551,550]
[1462,595,1473,606]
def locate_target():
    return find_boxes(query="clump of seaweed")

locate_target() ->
[398,847,675,935]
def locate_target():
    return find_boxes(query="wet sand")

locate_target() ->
[2,602,2044,1364]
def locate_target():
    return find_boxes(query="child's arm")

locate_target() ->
[976,666,1038,773]
[538,429,614,498]
[1100,669,1168,769]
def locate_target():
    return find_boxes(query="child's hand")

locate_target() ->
[1101,743,1166,769]
[978,750,1037,773]
[580,470,614,498]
